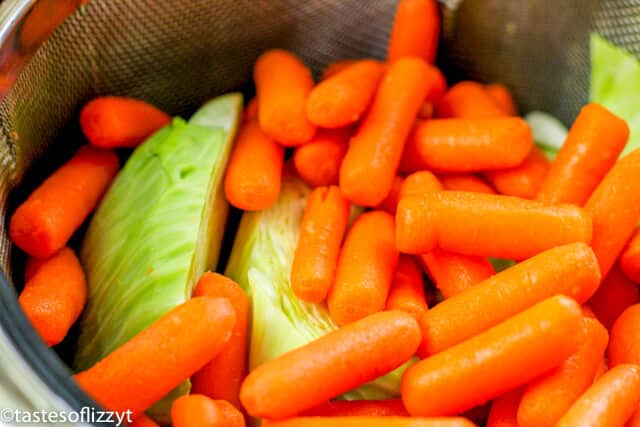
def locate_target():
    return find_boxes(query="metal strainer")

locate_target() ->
[0,0,637,424]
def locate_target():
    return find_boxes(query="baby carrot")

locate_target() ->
[608,304,640,367]
[487,389,522,427]
[191,273,249,408]
[588,264,639,329]
[18,247,86,346]
[594,358,607,381]
[485,83,518,116]
[621,229,640,282]
[385,255,428,319]
[80,96,171,148]
[399,118,533,173]
[396,191,592,258]
[254,49,316,146]
[398,170,442,200]
[416,242,600,355]
[537,103,629,205]
[484,147,550,199]
[585,147,640,277]
[440,174,496,194]
[339,58,432,206]
[321,60,358,81]
[224,120,284,211]
[293,128,350,188]
[263,417,476,427]
[243,98,258,122]
[376,175,405,214]
[129,414,160,427]
[24,256,46,282]
[291,186,350,303]
[327,211,399,325]
[387,0,440,63]
[436,81,506,119]
[303,399,409,417]
[555,364,640,427]
[628,409,640,427]
[239,310,420,419]
[307,60,386,128]
[517,317,609,427]
[402,296,584,416]
[9,145,119,258]
[420,249,495,299]
[74,297,236,416]
[171,395,244,427]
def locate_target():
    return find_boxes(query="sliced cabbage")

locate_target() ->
[525,111,569,160]
[74,94,242,419]
[590,33,640,156]
[225,176,412,401]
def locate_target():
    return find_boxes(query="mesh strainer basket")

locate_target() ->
[0,0,638,425]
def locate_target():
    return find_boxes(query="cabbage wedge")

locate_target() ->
[74,93,242,371]
[225,176,412,400]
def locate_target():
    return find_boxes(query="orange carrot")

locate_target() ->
[262,417,476,427]
[327,211,399,325]
[291,186,350,303]
[419,103,435,120]
[387,0,440,63]
[74,297,236,416]
[18,247,86,346]
[129,415,160,427]
[537,103,629,205]
[396,191,592,258]
[224,120,284,211]
[9,145,119,258]
[385,255,428,319]
[376,175,405,214]
[621,229,640,282]
[293,128,350,188]
[594,358,607,381]
[254,49,316,146]
[585,148,640,277]
[555,364,640,427]
[191,273,249,408]
[243,98,258,122]
[440,174,496,194]
[485,84,518,116]
[171,395,244,427]
[239,310,420,419]
[436,81,506,119]
[24,256,46,282]
[303,399,409,417]
[80,97,171,148]
[339,58,433,206]
[424,68,448,104]
[398,170,442,200]
[416,243,599,355]
[307,60,386,128]
[321,60,359,81]
[420,249,495,299]
[484,147,551,199]
[399,118,533,173]
[608,304,640,367]
[517,317,609,427]
[627,408,640,427]
[588,264,639,329]
[487,389,522,427]
[18,0,79,54]
[402,296,584,416]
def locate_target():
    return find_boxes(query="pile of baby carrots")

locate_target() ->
[7,0,640,425]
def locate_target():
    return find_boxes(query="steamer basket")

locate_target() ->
[0,1,638,425]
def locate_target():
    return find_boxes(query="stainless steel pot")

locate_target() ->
[0,0,637,426]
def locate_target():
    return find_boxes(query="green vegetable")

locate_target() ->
[591,34,640,156]
[74,93,242,418]
[225,176,412,400]
[525,111,568,160]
